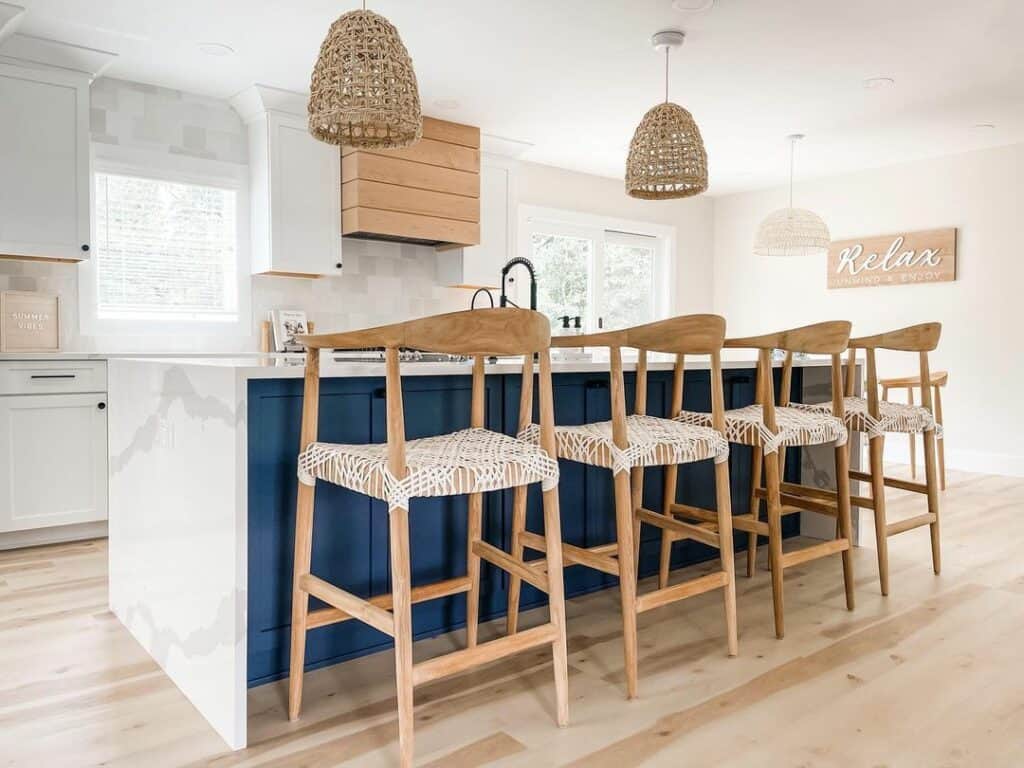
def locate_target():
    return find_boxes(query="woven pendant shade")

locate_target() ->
[625,102,708,199]
[753,208,831,257]
[308,9,422,149]
[753,134,830,257]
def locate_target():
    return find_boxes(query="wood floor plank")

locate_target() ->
[1,465,1022,768]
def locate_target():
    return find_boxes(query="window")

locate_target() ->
[81,147,249,336]
[520,207,673,332]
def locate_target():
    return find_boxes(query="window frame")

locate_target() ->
[81,144,251,338]
[517,205,675,332]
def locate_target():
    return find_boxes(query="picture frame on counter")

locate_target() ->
[270,309,309,352]
[0,291,61,352]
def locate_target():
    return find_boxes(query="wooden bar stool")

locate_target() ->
[879,369,948,489]
[509,314,738,699]
[675,321,856,639]
[290,308,569,767]
[811,324,943,595]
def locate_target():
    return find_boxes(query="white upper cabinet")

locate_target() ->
[438,156,516,289]
[0,62,91,261]
[232,85,342,277]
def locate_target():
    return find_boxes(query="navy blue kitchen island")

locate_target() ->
[246,365,804,686]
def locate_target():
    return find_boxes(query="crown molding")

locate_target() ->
[230,83,308,123]
[0,31,118,77]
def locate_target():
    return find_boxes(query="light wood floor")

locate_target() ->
[2,466,1023,767]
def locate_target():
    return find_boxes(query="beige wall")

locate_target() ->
[712,142,1024,475]
[516,161,715,315]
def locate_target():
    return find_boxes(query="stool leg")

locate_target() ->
[869,434,890,596]
[658,464,678,589]
[288,481,316,721]
[934,385,946,491]
[834,443,856,611]
[923,426,942,574]
[630,466,644,576]
[390,507,415,768]
[763,450,785,639]
[614,471,640,699]
[506,485,528,635]
[714,461,739,656]
[466,492,482,648]
[907,386,917,479]
[747,446,763,577]
[541,485,570,727]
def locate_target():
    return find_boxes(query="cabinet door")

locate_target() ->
[0,394,107,532]
[438,158,513,288]
[268,112,342,276]
[0,63,90,260]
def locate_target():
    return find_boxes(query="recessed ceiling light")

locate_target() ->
[974,122,996,130]
[198,42,234,57]
[672,0,715,11]
[863,76,895,90]
[433,98,460,110]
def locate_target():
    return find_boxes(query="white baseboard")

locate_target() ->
[880,440,1024,478]
[0,521,108,551]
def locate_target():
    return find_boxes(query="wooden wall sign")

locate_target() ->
[827,228,956,290]
[0,291,61,352]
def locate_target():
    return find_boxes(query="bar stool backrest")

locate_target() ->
[297,308,558,483]
[844,322,942,419]
[724,321,852,433]
[553,314,729,447]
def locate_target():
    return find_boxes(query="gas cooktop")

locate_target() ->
[331,348,471,364]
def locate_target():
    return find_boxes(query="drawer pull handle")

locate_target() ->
[98,402,106,410]
[30,374,77,379]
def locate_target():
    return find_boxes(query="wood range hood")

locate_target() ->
[341,117,481,250]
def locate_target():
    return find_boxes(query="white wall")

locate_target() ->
[517,161,715,314]
[712,141,1024,475]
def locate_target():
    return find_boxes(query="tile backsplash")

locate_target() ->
[4,77,470,353]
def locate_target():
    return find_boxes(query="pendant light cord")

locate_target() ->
[788,136,795,208]
[664,46,670,103]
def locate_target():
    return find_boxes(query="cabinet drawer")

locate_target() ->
[0,361,107,395]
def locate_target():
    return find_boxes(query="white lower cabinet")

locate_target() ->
[0,362,108,535]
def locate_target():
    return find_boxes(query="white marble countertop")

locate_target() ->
[108,351,851,379]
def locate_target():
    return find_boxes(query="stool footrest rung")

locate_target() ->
[727,513,769,536]
[886,512,938,536]
[849,469,928,495]
[779,539,850,569]
[519,530,619,576]
[756,487,838,516]
[412,623,559,687]
[473,540,549,593]
[306,576,472,631]
[636,507,720,549]
[300,574,396,636]
[668,502,718,525]
[635,571,729,613]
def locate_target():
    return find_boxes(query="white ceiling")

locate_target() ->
[10,0,1024,195]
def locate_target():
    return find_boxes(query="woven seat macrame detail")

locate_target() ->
[793,397,943,440]
[675,404,847,455]
[519,414,729,476]
[297,428,559,511]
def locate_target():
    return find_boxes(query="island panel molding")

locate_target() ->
[826,228,957,290]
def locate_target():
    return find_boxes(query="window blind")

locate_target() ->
[94,172,238,319]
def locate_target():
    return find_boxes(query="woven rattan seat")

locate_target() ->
[676,404,847,455]
[298,427,559,512]
[792,397,942,439]
[520,414,728,476]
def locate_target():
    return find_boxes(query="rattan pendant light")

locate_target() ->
[753,134,831,257]
[626,30,708,200]
[308,2,422,148]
